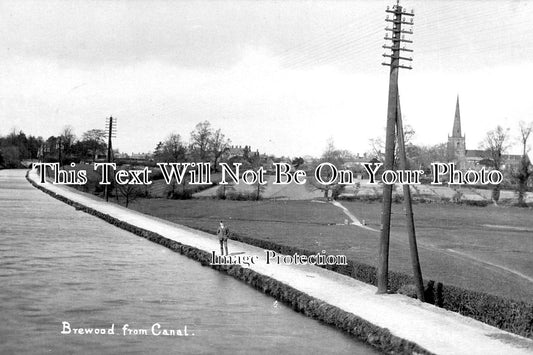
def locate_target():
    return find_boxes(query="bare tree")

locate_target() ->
[481,125,511,202]
[210,128,231,172]
[254,179,267,200]
[154,133,187,163]
[518,121,532,156]
[190,121,213,161]
[60,125,76,154]
[514,121,533,206]
[114,170,143,208]
[368,124,415,166]
[408,142,447,173]
[81,129,107,162]
[307,139,346,200]
[152,133,188,198]
[116,183,142,207]
[368,137,385,162]
[247,152,267,200]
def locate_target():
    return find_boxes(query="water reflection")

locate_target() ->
[0,170,378,354]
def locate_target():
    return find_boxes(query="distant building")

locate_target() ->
[342,153,369,169]
[130,152,152,160]
[301,155,315,164]
[225,145,251,159]
[342,154,371,180]
[115,151,129,159]
[447,96,521,171]
[446,97,467,169]
[224,145,264,161]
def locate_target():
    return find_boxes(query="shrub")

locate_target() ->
[336,194,357,201]
[169,189,192,200]
[331,185,345,200]
[150,168,164,180]
[338,194,381,203]
[462,200,490,207]
[226,190,259,201]
[216,185,226,200]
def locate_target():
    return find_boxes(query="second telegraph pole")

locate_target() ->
[105,116,117,202]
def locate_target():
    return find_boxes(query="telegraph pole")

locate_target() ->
[377,1,414,294]
[57,137,63,167]
[396,97,425,301]
[104,116,117,202]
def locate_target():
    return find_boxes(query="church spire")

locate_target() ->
[452,95,462,137]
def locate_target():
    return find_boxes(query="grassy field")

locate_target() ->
[342,201,533,300]
[128,198,533,302]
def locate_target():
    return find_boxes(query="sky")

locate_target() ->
[0,0,532,158]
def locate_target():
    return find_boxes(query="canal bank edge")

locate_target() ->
[25,170,431,354]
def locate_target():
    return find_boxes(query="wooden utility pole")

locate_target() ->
[105,116,117,202]
[396,97,425,301]
[377,2,414,294]
[57,137,63,167]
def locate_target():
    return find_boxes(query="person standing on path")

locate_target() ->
[217,220,229,255]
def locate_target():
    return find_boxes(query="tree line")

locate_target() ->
[153,120,233,172]
[0,126,107,168]
[2,119,531,205]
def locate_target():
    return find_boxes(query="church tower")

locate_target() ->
[447,96,466,169]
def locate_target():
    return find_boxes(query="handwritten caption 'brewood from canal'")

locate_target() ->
[34,162,503,186]
[61,321,193,337]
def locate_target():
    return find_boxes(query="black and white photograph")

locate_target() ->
[0,1,532,354]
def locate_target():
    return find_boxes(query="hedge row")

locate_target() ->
[26,172,432,355]
[189,225,533,339]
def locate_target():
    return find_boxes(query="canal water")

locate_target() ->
[0,170,378,354]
